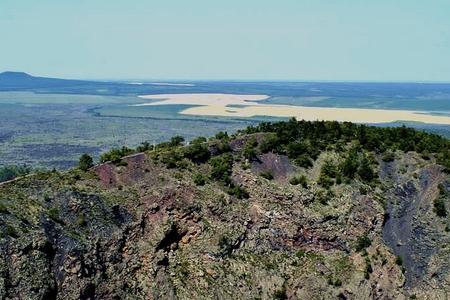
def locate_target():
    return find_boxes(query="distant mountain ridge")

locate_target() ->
[0,71,94,90]
[0,71,195,95]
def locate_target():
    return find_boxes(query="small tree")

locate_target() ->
[170,136,185,147]
[79,154,93,171]
[358,156,375,182]
[243,137,258,160]
[341,149,359,179]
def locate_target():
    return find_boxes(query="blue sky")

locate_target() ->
[1,0,450,81]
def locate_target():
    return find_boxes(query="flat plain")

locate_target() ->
[1,80,450,169]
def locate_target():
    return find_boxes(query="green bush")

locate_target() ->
[183,142,210,163]
[209,154,234,184]
[289,175,308,188]
[358,157,375,182]
[216,140,232,154]
[215,131,229,140]
[170,136,185,147]
[78,153,93,171]
[0,165,31,183]
[434,197,447,217]
[314,189,334,205]
[191,136,207,144]
[242,137,258,160]
[364,257,373,279]
[100,146,134,163]
[136,141,153,152]
[341,149,359,179]
[5,225,18,238]
[48,207,61,222]
[160,150,186,169]
[318,174,334,188]
[259,133,280,153]
[294,154,313,169]
[321,159,338,177]
[193,173,207,186]
[286,140,308,158]
[227,185,249,199]
[355,234,372,252]
[218,235,231,251]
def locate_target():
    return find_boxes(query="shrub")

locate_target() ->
[395,255,403,266]
[100,146,134,163]
[0,165,31,183]
[314,189,334,205]
[286,140,308,158]
[48,207,61,222]
[216,140,232,154]
[5,225,18,238]
[183,143,210,163]
[434,197,447,217]
[318,174,334,188]
[191,136,207,144]
[78,153,93,171]
[215,131,229,140]
[193,173,207,186]
[170,136,185,147]
[289,175,308,188]
[341,150,359,179]
[323,160,337,177]
[209,154,234,184]
[358,157,375,182]
[294,154,313,169]
[227,185,249,199]
[160,150,184,169]
[136,141,153,152]
[260,170,274,180]
[243,137,258,160]
[218,235,231,251]
[259,133,280,153]
[355,234,372,252]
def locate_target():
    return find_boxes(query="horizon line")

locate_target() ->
[3,71,450,85]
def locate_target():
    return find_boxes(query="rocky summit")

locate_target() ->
[1,119,449,300]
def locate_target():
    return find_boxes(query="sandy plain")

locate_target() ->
[136,93,450,125]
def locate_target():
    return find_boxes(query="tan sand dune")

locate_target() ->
[136,93,450,125]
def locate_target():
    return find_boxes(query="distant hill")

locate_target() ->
[0,71,196,95]
[0,71,95,90]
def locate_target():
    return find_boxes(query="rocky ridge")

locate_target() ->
[0,120,449,299]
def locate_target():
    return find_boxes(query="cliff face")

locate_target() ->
[0,124,449,299]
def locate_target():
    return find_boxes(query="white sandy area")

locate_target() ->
[137,93,269,106]
[128,82,195,86]
[148,82,195,87]
[136,93,450,125]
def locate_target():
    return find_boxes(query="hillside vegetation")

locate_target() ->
[0,119,449,299]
